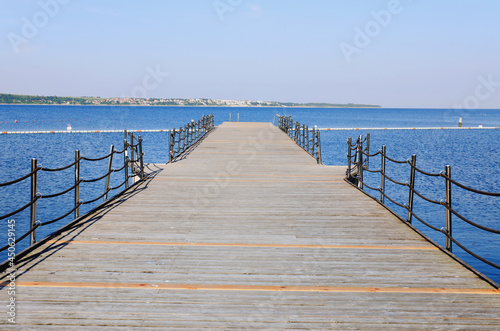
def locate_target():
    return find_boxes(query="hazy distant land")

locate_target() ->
[0,93,380,108]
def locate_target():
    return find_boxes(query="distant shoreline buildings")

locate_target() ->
[0,93,380,108]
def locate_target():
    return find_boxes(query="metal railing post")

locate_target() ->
[191,122,194,145]
[197,120,200,141]
[358,135,363,163]
[177,128,181,155]
[104,145,114,201]
[365,133,370,169]
[305,125,309,152]
[30,158,38,245]
[347,138,352,179]
[407,154,417,223]
[380,145,386,204]
[302,124,306,149]
[311,127,316,157]
[445,165,453,252]
[189,121,193,145]
[138,136,144,179]
[295,122,299,142]
[130,133,135,175]
[192,121,196,142]
[178,128,183,152]
[316,130,322,164]
[357,143,363,189]
[183,125,187,150]
[124,139,129,189]
[75,150,80,219]
[168,130,173,163]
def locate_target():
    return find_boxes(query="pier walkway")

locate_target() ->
[2,122,500,330]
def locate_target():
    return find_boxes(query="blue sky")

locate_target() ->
[1,0,500,108]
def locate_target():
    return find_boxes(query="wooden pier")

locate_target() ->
[2,122,500,329]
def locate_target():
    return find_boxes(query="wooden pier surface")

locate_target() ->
[1,122,499,330]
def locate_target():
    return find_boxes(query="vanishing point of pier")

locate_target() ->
[1,122,499,329]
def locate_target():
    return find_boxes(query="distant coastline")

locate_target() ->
[0,93,380,108]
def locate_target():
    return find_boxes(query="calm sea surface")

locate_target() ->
[1,105,499,283]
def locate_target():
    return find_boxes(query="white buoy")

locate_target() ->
[67,123,72,131]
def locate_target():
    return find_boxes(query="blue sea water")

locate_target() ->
[1,105,499,284]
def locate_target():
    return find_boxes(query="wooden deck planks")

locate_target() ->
[1,122,499,330]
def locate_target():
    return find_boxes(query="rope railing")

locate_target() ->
[81,154,113,162]
[383,173,408,187]
[346,135,500,271]
[109,178,129,191]
[40,203,83,227]
[40,181,81,200]
[412,164,442,177]
[81,170,114,184]
[168,115,215,163]
[0,130,146,254]
[81,188,112,205]
[448,236,500,270]
[275,115,322,164]
[0,222,41,253]
[41,160,81,172]
[412,187,443,205]
[346,134,371,178]
[0,195,41,221]
[0,167,42,187]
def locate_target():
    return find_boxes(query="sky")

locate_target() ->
[1,0,500,108]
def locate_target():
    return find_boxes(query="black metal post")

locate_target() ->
[347,137,352,179]
[407,154,417,223]
[357,143,363,189]
[130,132,135,176]
[311,127,316,157]
[380,145,386,204]
[168,130,173,163]
[365,133,370,169]
[30,158,38,245]
[124,138,129,189]
[138,136,144,179]
[316,130,322,164]
[75,150,80,219]
[104,145,114,201]
[445,165,452,252]
[178,129,182,154]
